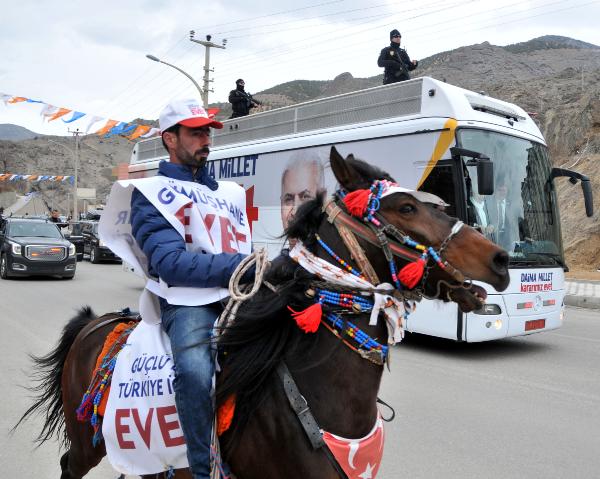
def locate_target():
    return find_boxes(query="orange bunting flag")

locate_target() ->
[141,127,160,138]
[8,97,28,104]
[126,124,151,140]
[95,120,119,136]
[48,108,72,122]
[40,104,59,119]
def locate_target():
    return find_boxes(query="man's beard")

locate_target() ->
[177,146,210,168]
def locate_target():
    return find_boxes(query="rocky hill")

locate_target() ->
[1,35,598,270]
[0,124,38,141]
[0,133,133,212]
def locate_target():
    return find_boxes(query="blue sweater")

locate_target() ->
[130,161,251,289]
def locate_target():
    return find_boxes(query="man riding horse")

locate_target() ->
[129,98,254,478]
[16,143,509,479]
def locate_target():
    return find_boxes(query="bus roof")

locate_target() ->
[131,76,544,166]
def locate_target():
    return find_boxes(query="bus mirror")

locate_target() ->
[550,168,594,217]
[450,147,494,195]
[477,159,494,195]
[582,179,594,217]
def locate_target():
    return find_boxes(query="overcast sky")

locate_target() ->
[1,0,599,136]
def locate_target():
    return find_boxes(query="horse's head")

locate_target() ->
[288,146,509,313]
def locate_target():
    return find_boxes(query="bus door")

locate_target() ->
[405,159,467,340]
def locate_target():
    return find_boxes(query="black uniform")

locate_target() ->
[228,87,260,119]
[377,43,418,84]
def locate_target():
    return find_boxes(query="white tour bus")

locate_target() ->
[128,77,593,342]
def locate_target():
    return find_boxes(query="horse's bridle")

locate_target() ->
[322,189,468,299]
[282,182,472,367]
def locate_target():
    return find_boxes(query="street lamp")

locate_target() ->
[48,139,78,220]
[146,54,204,99]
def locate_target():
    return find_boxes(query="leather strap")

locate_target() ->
[324,200,421,263]
[336,223,381,285]
[376,397,396,422]
[79,310,140,342]
[277,362,324,450]
[324,200,467,284]
[277,362,350,479]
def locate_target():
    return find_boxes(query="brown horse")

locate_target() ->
[17,147,509,478]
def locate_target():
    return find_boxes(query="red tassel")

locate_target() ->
[288,303,322,333]
[343,189,371,217]
[217,394,236,436]
[399,259,426,289]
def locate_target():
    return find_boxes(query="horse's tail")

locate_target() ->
[13,306,97,447]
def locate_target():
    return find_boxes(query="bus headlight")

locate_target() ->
[475,303,502,315]
[485,319,503,330]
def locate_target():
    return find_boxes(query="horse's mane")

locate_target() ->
[216,155,394,440]
[216,202,321,440]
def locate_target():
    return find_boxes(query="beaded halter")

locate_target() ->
[340,179,462,290]
[286,178,466,365]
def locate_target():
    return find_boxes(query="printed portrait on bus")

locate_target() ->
[280,151,325,245]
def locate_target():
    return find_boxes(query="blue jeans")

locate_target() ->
[160,298,220,479]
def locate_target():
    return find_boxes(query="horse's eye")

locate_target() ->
[399,204,416,214]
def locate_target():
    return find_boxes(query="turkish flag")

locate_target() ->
[322,417,385,479]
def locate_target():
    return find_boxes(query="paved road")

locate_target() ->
[1,261,144,478]
[1,262,599,478]
[378,307,600,479]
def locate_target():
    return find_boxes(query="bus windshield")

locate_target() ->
[457,129,564,268]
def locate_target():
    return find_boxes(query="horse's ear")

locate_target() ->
[330,146,367,191]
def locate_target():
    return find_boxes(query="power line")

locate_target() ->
[165,0,453,82]
[202,0,593,107]
[214,0,471,73]
[203,0,346,30]
[101,0,456,119]
[101,0,435,116]
[115,0,596,120]
[214,1,400,35]
[211,0,577,80]
[97,33,193,117]
[120,0,491,116]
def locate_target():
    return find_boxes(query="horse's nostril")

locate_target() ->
[493,250,509,272]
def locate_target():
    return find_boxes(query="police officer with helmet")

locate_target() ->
[377,29,418,84]
[228,79,261,119]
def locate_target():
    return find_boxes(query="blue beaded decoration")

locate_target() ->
[324,312,388,362]
[316,234,364,278]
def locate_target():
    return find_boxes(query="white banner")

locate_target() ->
[102,320,188,475]
[99,176,251,309]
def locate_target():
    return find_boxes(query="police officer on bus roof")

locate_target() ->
[377,29,418,84]
[228,78,261,119]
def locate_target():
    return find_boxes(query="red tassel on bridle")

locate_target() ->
[343,189,371,217]
[399,258,426,289]
[288,303,323,333]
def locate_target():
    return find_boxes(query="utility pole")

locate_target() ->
[69,128,81,220]
[189,31,227,108]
